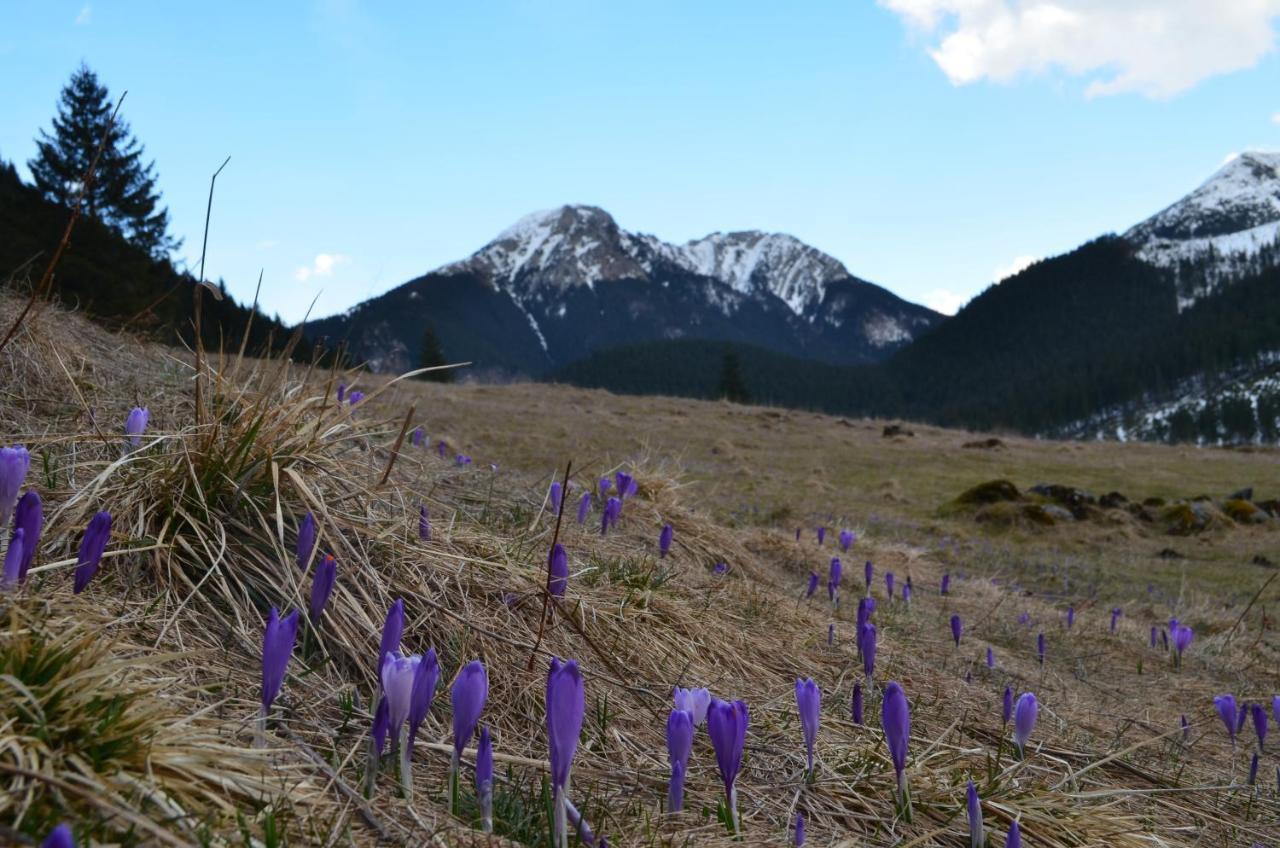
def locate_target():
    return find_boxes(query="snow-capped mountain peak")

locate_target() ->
[441,204,853,316]
[1127,151,1280,307]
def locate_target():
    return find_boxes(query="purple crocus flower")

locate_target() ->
[348,390,364,406]
[452,660,488,759]
[1214,694,1239,746]
[950,614,963,647]
[941,573,950,595]
[13,490,41,582]
[1110,607,1122,632]
[795,528,802,542]
[852,681,864,725]
[547,657,586,844]
[795,811,805,846]
[124,406,149,449]
[297,511,316,569]
[805,571,819,599]
[667,708,694,812]
[829,557,842,595]
[309,554,337,621]
[707,698,749,834]
[1002,687,1013,726]
[72,511,112,594]
[598,476,611,498]
[371,696,390,756]
[1237,702,1248,736]
[410,426,424,447]
[714,561,729,575]
[986,646,995,669]
[1037,632,1046,665]
[549,482,563,514]
[816,526,826,546]
[796,678,820,774]
[659,523,674,557]
[864,560,873,595]
[967,779,983,848]
[601,496,621,535]
[673,686,711,726]
[1006,820,1021,848]
[857,597,875,633]
[261,607,300,714]
[885,571,895,599]
[862,623,877,682]
[1161,629,1169,651]
[1173,625,1193,666]
[548,543,569,598]
[380,599,405,667]
[1149,626,1157,649]
[828,623,835,646]
[839,529,854,551]
[408,648,440,752]
[576,492,591,524]
[1180,714,1190,742]
[1018,612,1031,627]
[1249,752,1260,785]
[1251,702,1268,751]
[1013,692,1038,756]
[1273,695,1279,726]
[2,527,23,588]
[614,472,633,500]
[336,382,346,403]
[1066,605,1075,629]
[41,825,74,848]
[437,441,447,458]
[382,653,421,742]
[882,681,910,803]
[418,505,431,541]
[476,726,494,832]
[0,445,31,528]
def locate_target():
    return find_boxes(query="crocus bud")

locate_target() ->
[1002,686,1013,726]
[827,623,835,645]
[941,573,950,595]
[548,543,569,598]
[986,646,995,669]
[410,426,424,447]
[72,511,112,594]
[337,382,346,403]
[348,391,364,406]
[13,490,42,582]
[966,779,983,848]
[1273,695,1279,726]
[1249,752,1259,785]
[382,653,422,736]
[1006,820,1021,848]
[667,708,693,812]
[379,599,405,668]
[795,528,801,542]
[547,657,586,844]
[261,607,300,713]
[124,407,149,449]
[1013,692,1038,756]
[707,698,749,833]
[805,572,819,599]
[614,472,633,500]
[297,511,316,569]
[0,445,31,528]
[795,678,821,774]
[1066,605,1075,629]
[839,529,854,551]
[549,482,563,514]
[885,571,895,599]
[852,681,864,725]
[950,614,963,647]
[862,623,877,682]
[795,811,806,846]
[864,560,873,594]
[42,824,75,848]
[1173,625,1193,660]
[1110,607,1122,632]
[659,523,674,557]
[816,526,826,546]
[309,554,337,621]
[1150,626,1157,649]
[882,681,910,800]
[476,726,494,830]
[598,476,611,498]
[673,686,711,726]
[1180,714,1190,742]
[418,505,431,541]
[408,648,440,747]
[452,661,489,759]
[577,491,591,524]
[1252,702,1268,751]
[1037,632,1046,665]
[1214,694,1239,745]
[2,527,23,588]
[437,441,447,458]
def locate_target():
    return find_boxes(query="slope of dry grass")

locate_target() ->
[1,294,1277,846]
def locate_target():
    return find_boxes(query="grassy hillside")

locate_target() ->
[1,293,1277,846]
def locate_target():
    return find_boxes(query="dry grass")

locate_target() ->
[1,293,1278,846]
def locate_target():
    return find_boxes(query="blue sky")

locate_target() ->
[3,1,1279,322]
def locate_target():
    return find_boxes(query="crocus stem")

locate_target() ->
[449,750,459,815]
[554,785,568,848]
[256,705,267,749]
[480,783,493,833]
[729,785,740,837]
[364,735,380,797]
[398,726,412,801]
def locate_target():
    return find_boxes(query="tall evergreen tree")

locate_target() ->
[417,325,453,382]
[717,349,750,404]
[29,63,178,257]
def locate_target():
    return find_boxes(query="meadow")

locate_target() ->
[1,292,1277,847]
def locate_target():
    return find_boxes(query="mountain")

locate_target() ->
[1125,151,1280,308]
[555,153,1280,443]
[305,205,941,376]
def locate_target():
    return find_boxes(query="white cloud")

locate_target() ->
[294,252,347,282]
[879,0,1280,98]
[1222,151,1241,165]
[74,4,91,25]
[923,288,970,315]
[994,254,1037,282]
[1272,112,1280,124]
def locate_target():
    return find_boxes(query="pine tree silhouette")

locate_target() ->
[417,326,453,382]
[717,349,750,404]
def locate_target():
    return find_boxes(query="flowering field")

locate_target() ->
[1,293,1277,847]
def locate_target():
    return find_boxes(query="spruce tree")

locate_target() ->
[717,349,750,404]
[29,63,178,256]
[417,326,453,382]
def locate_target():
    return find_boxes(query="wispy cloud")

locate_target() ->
[923,288,969,316]
[294,252,347,282]
[879,0,1280,99]
[1272,112,1280,125]
[74,4,91,25]
[994,255,1037,282]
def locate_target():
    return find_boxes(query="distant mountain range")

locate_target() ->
[305,205,941,375]
[307,152,1280,444]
